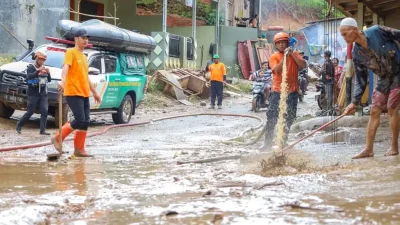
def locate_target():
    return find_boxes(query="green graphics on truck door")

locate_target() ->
[90,52,147,110]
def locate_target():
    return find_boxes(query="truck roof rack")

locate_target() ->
[45,36,93,48]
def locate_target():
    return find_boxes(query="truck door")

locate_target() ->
[87,54,107,109]
[102,54,120,108]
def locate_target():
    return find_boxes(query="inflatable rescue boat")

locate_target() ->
[57,19,156,53]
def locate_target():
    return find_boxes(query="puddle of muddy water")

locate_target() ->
[0,114,400,224]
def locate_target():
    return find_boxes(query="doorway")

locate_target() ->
[77,0,104,22]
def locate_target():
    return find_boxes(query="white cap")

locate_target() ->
[340,17,358,28]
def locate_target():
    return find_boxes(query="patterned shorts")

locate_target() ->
[372,87,400,112]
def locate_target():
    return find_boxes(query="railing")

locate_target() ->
[187,37,194,60]
[168,35,180,58]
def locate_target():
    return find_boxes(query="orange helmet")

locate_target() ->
[34,51,47,60]
[273,32,289,43]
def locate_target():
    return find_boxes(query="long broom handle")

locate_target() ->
[58,92,63,152]
[282,114,346,151]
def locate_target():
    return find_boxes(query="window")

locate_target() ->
[104,56,117,73]
[126,55,137,69]
[136,55,144,68]
[79,0,104,22]
[89,56,102,73]
[22,46,66,68]
[169,35,180,58]
[187,38,194,60]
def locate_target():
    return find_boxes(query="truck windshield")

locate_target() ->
[22,46,66,68]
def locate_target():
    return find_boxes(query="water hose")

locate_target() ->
[0,113,264,153]
[283,114,346,151]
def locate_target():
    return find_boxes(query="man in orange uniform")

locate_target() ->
[51,28,101,157]
[208,54,227,109]
[264,32,306,149]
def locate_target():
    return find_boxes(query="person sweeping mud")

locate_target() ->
[51,28,101,157]
[264,32,306,150]
[340,18,400,159]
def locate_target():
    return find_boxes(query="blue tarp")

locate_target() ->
[301,22,347,64]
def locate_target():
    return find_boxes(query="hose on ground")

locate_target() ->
[0,112,264,153]
[221,123,266,146]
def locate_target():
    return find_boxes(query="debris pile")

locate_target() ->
[150,68,210,105]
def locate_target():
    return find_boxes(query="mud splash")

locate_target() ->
[276,54,289,151]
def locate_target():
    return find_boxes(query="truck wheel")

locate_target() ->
[55,104,69,128]
[112,95,133,124]
[0,100,15,118]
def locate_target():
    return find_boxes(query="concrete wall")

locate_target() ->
[0,0,68,55]
[219,26,258,77]
[104,0,162,35]
[167,26,260,77]
[167,26,215,69]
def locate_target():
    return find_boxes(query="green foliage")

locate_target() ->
[196,0,223,25]
[0,56,14,66]
[261,0,344,21]
[136,0,157,6]
[147,79,164,93]
[136,0,223,23]
[205,9,224,26]
[234,82,253,93]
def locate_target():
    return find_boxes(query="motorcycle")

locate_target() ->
[252,79,269,112]
[298,68,308,102]
[315,78,327,110]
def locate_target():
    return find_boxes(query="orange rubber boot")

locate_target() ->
[51,122,73,154]
[74,130,94,157]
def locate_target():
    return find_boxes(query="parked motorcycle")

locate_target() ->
[298,68,308,102]
[252,79,269,112]
[315,78,327,110]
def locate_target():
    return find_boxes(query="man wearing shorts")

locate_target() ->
[51,28,101,157]
[340,17,400,159]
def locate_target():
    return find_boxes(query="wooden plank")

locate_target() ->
[187,75,205,94]
[246,40,256,74]
[238,41,251,79]
[158,70,187,101]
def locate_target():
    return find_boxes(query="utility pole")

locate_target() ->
[258,0,262,36]
[214,0,220,54]
[192,0,196,41]
[162,0,167,32]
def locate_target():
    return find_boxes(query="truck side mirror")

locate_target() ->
[88,67,100,75]
[27,39,34,50]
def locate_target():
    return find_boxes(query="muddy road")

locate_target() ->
[0,92,399,225]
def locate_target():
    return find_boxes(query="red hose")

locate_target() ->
[0,113,263,153]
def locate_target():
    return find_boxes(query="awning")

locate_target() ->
[327,0,400,24]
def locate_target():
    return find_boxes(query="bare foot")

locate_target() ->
[352,148,374,159]
[384,148,399,156]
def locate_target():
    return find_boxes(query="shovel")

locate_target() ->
[47,92,63,161]
[283,114,346,151]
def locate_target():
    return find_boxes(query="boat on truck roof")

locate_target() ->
[57,19,156,53]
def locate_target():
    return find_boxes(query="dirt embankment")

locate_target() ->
[136,0,209,26]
